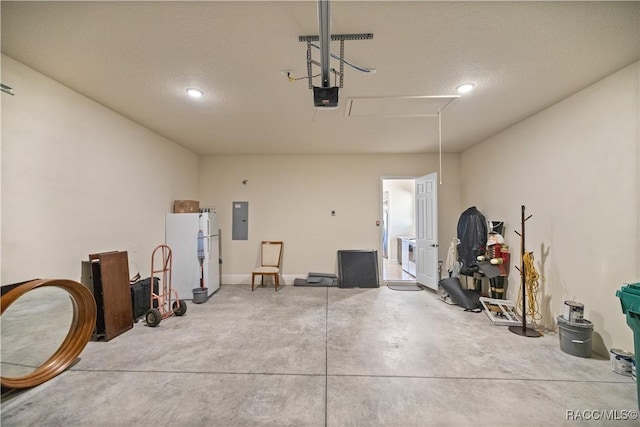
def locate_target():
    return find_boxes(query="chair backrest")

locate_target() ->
[261,241,283,268]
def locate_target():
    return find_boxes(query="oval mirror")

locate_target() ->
[1,279,97,389]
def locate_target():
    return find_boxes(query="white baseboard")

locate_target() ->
[222,274,303,285]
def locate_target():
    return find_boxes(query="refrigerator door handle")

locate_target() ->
[206,217,211,257]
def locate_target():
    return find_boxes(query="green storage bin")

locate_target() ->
[616,282,640,409]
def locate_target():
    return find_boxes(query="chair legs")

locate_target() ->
[251,273,279,291]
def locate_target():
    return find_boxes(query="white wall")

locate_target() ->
[199,154,461,283]
[1,55,199,284]
[460,62,639,355]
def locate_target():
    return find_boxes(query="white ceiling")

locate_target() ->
[2,1,638,155]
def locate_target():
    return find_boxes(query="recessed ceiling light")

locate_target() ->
[456,83,475,94]
[186,88,204,98]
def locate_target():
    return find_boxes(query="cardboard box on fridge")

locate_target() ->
[173,200,199,213]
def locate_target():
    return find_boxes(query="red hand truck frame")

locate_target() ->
[145,244,187,327]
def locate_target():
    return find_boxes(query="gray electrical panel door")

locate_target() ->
[232,201,249,240]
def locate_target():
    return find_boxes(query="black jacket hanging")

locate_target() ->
[456,206,488,275]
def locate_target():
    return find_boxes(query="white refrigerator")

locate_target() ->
[165,211,220,300]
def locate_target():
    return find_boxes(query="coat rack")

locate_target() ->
[509,205,541,338]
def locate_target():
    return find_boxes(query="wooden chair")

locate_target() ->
[251,241,283,291]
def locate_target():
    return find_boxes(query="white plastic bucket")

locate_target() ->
[609,348,634,376]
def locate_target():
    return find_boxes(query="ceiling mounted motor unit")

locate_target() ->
[298,0,372,109]
[313,86,339,108]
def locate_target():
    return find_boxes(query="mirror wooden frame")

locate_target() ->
[1,279,97,389]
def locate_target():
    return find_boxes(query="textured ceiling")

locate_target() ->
[2,1,638,155]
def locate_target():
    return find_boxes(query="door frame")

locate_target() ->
[379,175,418,282]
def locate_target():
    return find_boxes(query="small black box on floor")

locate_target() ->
[130,277,159,320]
[1,279,39,296]
[337,250,379,288]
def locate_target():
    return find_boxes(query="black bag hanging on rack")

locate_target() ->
[456,206,488,275]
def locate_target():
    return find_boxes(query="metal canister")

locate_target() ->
[563,300,584,322]
[609,349,634,376]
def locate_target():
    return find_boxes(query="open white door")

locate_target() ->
[415,172,438,290]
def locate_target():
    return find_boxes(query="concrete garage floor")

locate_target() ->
[1,284,637,426]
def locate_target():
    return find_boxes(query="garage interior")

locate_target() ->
[1,1,639,426]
